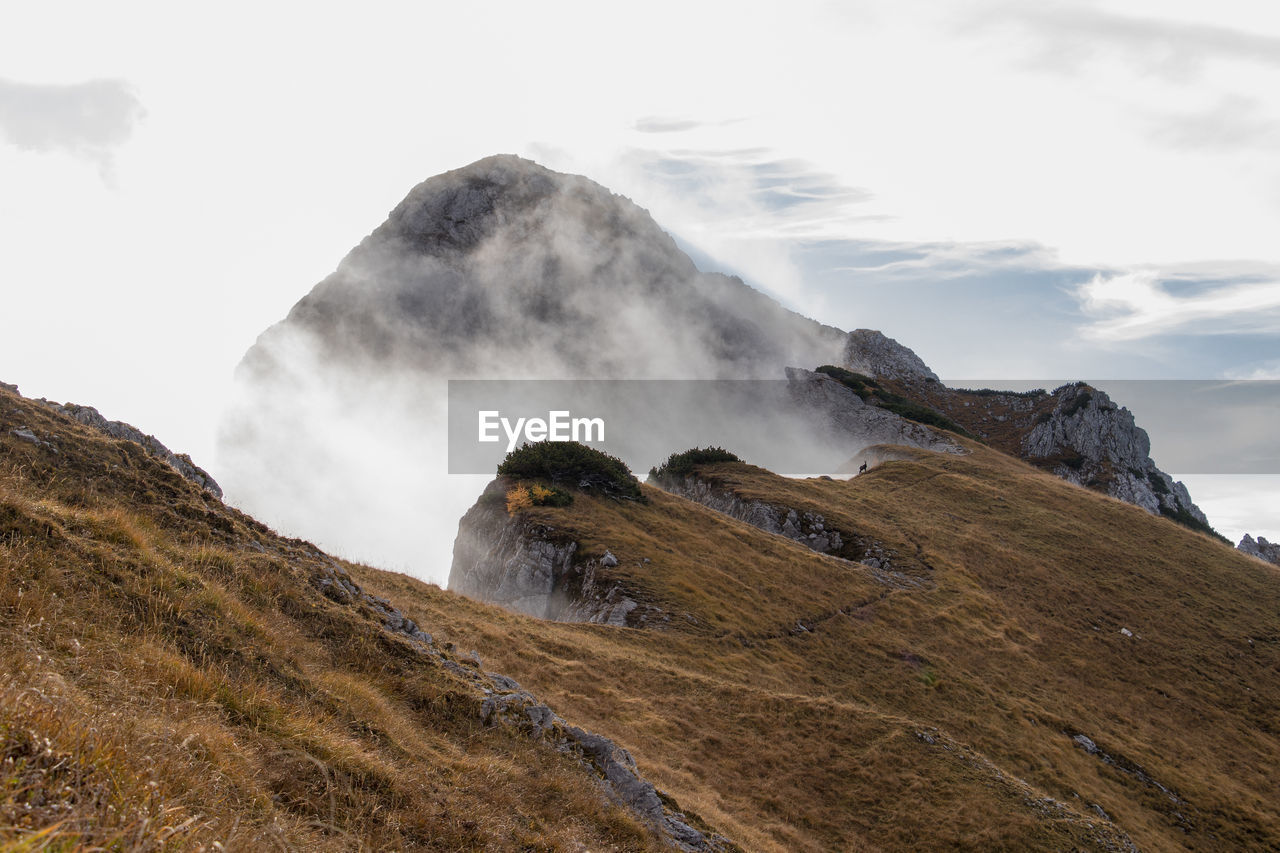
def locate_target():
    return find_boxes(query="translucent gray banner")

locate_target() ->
[447,379,1280,476]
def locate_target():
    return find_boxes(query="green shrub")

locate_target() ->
[1060,391,1093,419]
[815,365,874,399]
[954,387,1047,398]
[649,447,742,481]
[498,441,645,502]
[1159,503,1230,544]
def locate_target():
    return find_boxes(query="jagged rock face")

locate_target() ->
[1239,534,1280,565]
[450,480,665,627]
[785,367,964,457]
[1021,384,1208,526]
[841,329,940,383]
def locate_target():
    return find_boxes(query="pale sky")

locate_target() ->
[2,0,1277,546]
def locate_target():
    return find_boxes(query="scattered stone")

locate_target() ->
[1073,734,1099,755]
[1120,628,1134,638]
[601,550,619,567]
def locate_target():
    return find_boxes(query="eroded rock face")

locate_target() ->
[449,480,663,627]
[1021,384,1208,527]
[841,329,940,383]
[1239,534,1280,565]
[785,367,965,457]
[653,473,845,555]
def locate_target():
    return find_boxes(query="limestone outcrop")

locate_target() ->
[1238,534,1280,565]
[1021,383,1209,530]
[449,480,666,628]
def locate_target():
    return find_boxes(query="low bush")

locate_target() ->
[498,442,644,502]
[649,447,742,481]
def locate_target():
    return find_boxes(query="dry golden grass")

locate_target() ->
[0,388,663,851]
[357,442,1280,852]
[5,379,1279,850]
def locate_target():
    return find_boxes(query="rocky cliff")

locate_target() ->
[449,479,667,628]
[1019,383,1212,534]
[1239,534,1280,565]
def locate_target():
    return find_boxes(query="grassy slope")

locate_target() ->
[359,444,1280,852]
[5,377,1278,850]
[0,387,663,851]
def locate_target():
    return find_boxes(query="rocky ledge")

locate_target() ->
[2,382,221,497]
[448,479,667,628]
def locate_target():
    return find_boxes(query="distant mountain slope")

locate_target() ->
[440,440,1280,850]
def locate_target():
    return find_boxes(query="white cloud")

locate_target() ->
[1075,270,1280,340]
[0,77,144,178]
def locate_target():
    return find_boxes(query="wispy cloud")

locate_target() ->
[628,147,878,240]
[1145,95,1280,151]
[0,77,144,178]
[965,2,1280,79]
[633,116,745,134]
[1076,270,1280,341]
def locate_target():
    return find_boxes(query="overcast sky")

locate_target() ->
[2,0,1277,545]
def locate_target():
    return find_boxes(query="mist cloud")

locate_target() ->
[0,77,144,177]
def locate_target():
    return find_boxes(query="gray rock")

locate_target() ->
[785,368,964,458]
[1021,383,1209,529]
[1073,734,1099,754]
[841,329,940,382]
[32,400,222,497]
[10,427,52,449]
[449,481,665,627]
[1239,534,1280,565]
[652,472,852,557]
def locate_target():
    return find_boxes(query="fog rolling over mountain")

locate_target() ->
[221,155,853,580]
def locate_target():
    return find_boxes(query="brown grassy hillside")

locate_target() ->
[4,380,1278,850]
[0,386,671,851]
[365,444,1280,851]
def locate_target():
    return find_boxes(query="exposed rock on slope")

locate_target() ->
[841,328,940,383]
[1239,534,1280,565]
[4,383,221,497]
[1019,383,1210,532]
[851,336,1216,536]
[450,479,668,627]
[785,367,964,457]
